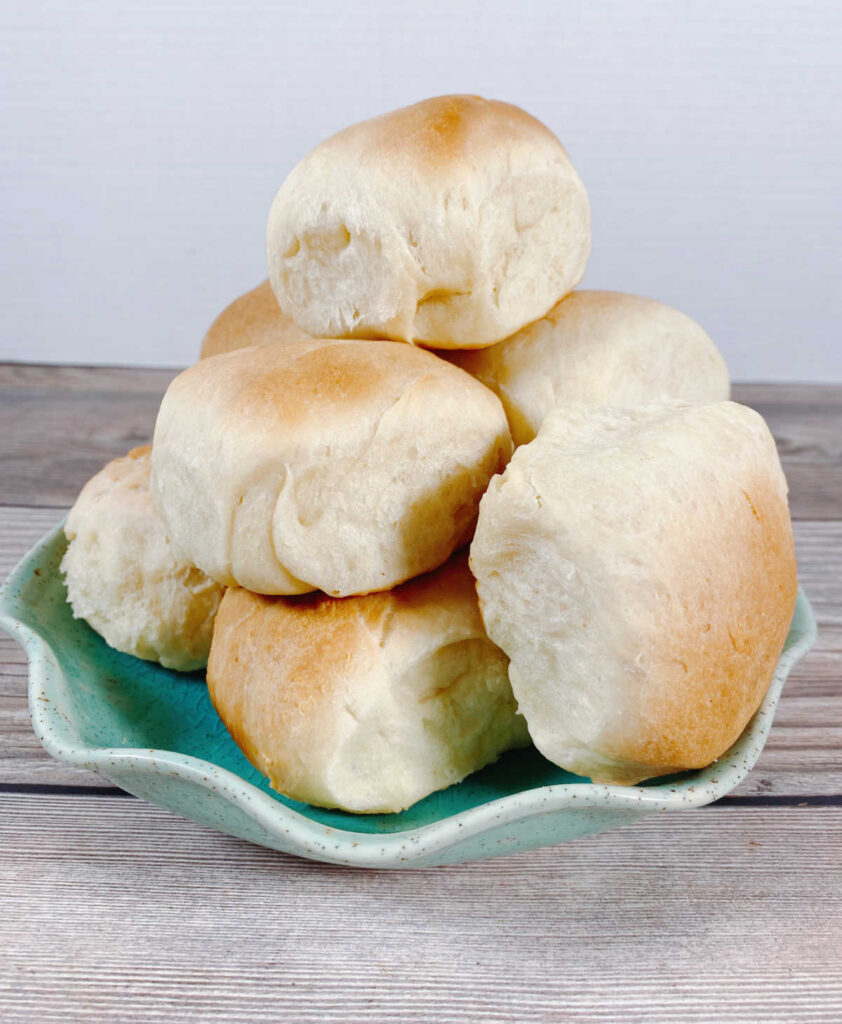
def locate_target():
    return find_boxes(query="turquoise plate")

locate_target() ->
[1,523,817,868]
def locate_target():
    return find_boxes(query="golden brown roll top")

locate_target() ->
[267,94,590,349]
[151,338,512,597]
[199,279,311,360]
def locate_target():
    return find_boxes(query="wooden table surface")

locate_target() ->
[1,364,840,1024]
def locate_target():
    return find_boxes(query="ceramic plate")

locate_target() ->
[1,522,817,868]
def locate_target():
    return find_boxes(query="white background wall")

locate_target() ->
[2,0,840,379]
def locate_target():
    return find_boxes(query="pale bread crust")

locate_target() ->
[199,279,311,360]
[151,339,512,597]
[470,402,798,784]
[61,447,223,671]
[207,554,530,813]
[267,95,590,349]
[451,291,730,445]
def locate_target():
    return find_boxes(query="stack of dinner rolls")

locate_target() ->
[62,95,798,813]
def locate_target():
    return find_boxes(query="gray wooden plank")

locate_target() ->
[0,363,179,393]
[2,507,840,798]
[0,794,840,1023]
[0,364,176,511]
[733,383,842,521]
[730,383,842,406]
[1,364,840,517]
[0,392,172,510]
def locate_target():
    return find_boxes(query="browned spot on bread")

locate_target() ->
[344,95,560,170]
[199,280,312,360]
[742,489,761,523]
[233,340,438,426]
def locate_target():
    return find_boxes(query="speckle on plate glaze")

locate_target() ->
[0,522,818,868]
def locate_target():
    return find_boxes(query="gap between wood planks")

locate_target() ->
[0,782,839,806]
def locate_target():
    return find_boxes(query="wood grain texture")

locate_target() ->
[0,364,178,508]
[1,371,841,1024]
[1,794,840,1023]
[1,507,840,797]
[2,364,841,518]
[0,364,180,392]
[732,383,842,521]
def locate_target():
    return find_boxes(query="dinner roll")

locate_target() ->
[452,291,730,445]
[199,279,311,359]
[267,94,590,350]
[61,447,223,671]
[470,402,798,785]
[208,554,530,813]
[151,339,512,597]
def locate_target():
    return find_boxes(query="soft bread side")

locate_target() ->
[207,554,530,813]
[451,291,730,445]
[62,447,223,671]
[470,401,798,784]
